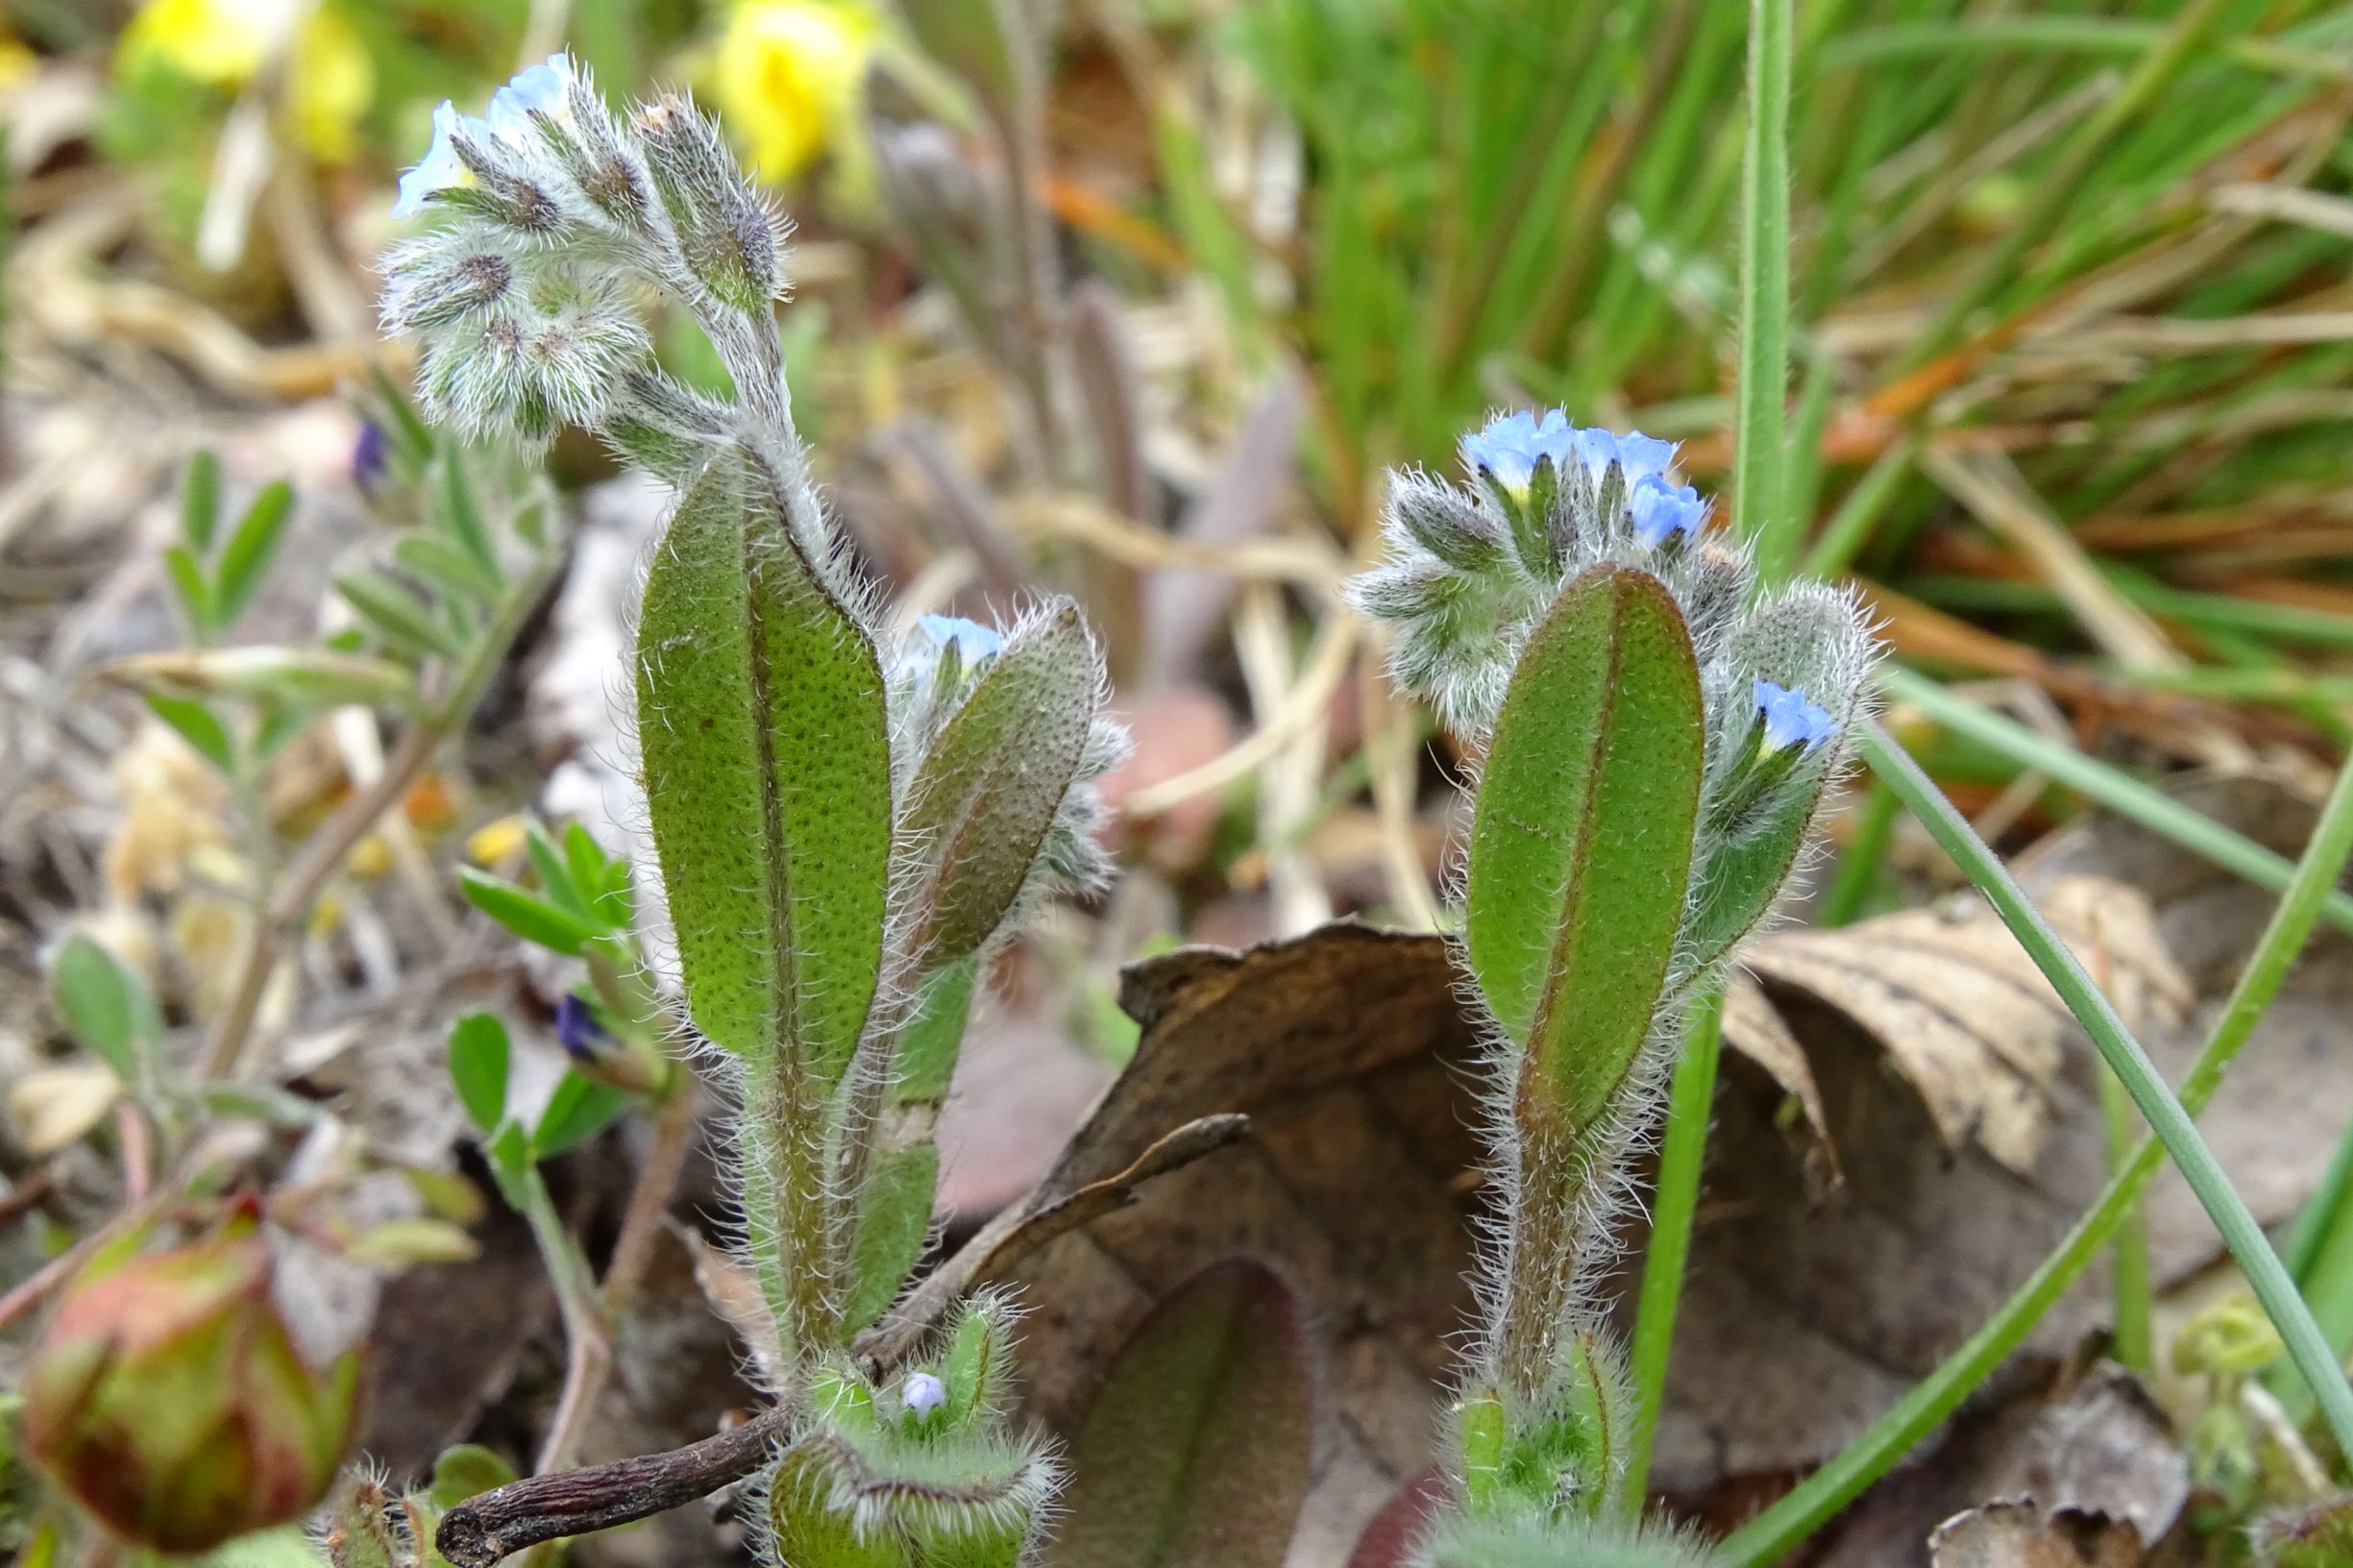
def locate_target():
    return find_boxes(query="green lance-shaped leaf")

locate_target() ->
[1047,1261,1312,1568]
[634,449,891,1082]
[1463,566,1703,1388]
[844,1141,939,1334]
[903,605,1099,971]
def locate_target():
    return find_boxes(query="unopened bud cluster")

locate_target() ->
[1353,407,1874,883]
[380,54,788,454]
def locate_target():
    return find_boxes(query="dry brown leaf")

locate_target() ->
[958,775,2352,1559]
[1928,1500,2145,1568]
[1729,872,2193,1175]
[7,1061,118,1156]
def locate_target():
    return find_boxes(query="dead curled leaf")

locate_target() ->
[1927,1499,2144,1568]
[1727,873,2192,1179]
[960,776,2353,1559]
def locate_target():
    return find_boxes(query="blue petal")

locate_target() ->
[1629,475,1705,550]
[1462,407,1577,493]
[393,100,472,218]
[488,53,574,140]
[1613,430,1679,486]
[916,614,1006,666]
[1753,677,1837,753]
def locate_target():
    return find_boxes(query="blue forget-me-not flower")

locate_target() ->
[1461,408,1577,495]
[1754,678,1838,754]
[1629,474,1706,551]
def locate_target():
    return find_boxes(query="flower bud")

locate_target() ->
[24,1222,360,1551]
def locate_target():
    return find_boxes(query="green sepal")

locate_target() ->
[632,448,892,1081]
[903,604,1099,972]
[845,1142,939,1333]
[1679,770,1821,975]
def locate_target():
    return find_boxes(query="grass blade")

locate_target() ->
[1724,721,2353,1564]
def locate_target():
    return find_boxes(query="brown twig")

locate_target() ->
[437,1406,791,1568]
[435,1111,1245,1565]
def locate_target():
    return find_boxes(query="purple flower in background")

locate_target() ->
[1753,678,1837,755]
[351,420,389,491]
[1460,408,1576,494]
[554,992,610,1063]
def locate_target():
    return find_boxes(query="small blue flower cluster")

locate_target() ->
[395,54,575,219]
[1459,408,1705,551]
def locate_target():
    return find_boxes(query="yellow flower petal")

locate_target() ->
[118,0,273,87]
[713,1,877,183]
[465,814,531,869]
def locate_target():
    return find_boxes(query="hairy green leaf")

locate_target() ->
[634,450,892,1079]
[1465,567,1703,1386]
[1048,1261,1311,1568]
[1465,565,1703,1119]
[904,605,1098,970]
[844,1142,938,1333]
[896,955,978,1106]
[1682,785,1816,973]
